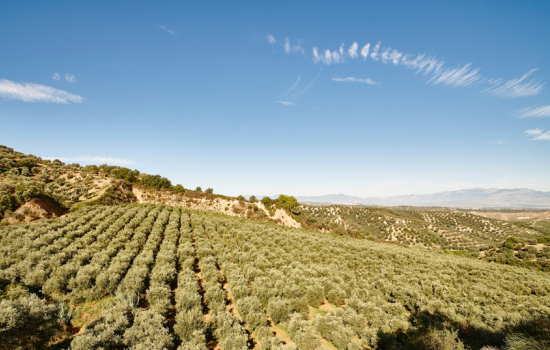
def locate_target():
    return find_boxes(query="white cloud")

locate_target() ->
[52,72,60,81]
[0,79,84,103]
[44,155,137,165]
[401,54,445,75]
[267,34,276,44]
[484,69,544,98]
[274,38,545,97]
[360,43,370,60]
[379,47,404,65]
[370,42,381,61]
[380,47,391,64]
[524,128,543,136]
[277,101,295,106]
[65,73,77,83]
[429,63,481,87]
[313,44,345,64]
[533,131,550,141]
[331,76,379,85]
[491,140,506,144]
[297,69,322,96]
[284,38,304,54]
[348,42,358,59]
[523,128,550,141]
[159,25,177,35]
[281,75,301,96]
[389,49,403,65]
[513,105,550,118]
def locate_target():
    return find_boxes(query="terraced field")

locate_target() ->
[1,203,550,349]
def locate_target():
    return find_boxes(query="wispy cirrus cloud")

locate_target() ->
[275,72,319,105]
[44,155,137,165]
[65,73,77,83]
[331,76,379,85]
[52,72,77,83]
[159,25,177,35]
[296,69,322,96]
[484,69,543,98]
[0,79,83,103]
[524,128,550,141]
[429,63,481,87]
[266,34,276,44]
[270,38,544,97]
[277,101,295,106]
[401,53,444,75]
[284,38,304,54]
[512,105,550,118]
[281,75,301,96]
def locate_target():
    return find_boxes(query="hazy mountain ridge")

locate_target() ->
[296,188,550,208]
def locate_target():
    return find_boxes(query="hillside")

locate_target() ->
[2,144,550,349]
[1,204,550,349]
[3,143,550,274]
[0,145,299,228]
[299,205,546,248]
[299,205,550,272]
[297,188,550,208]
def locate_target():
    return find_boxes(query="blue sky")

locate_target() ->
[1,1,549,197]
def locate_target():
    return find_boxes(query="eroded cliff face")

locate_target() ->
[132,187,301,228]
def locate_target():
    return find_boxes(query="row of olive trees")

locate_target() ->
[200,216,297,350]
[41,206,142,297]
[147,207,181,315]
[94,207,161,297]
[192,214,250,350]
[192,210,550,350]
[174,213,208,348]
[20,206,121,289]
[70,291,173,350]
[118,207,172,295]
[0,206,108,282]
[67,207,152,302]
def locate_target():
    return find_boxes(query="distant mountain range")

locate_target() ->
[294,188,550,209]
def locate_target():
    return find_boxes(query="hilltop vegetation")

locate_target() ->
[1,203,549,350]
[0,145,139,222]
[0,145,301,228]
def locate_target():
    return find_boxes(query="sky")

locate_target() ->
[1,0,549,197]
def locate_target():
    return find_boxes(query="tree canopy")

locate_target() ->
[141,175,172,189]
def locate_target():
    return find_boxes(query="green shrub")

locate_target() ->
[262,197,272,207]
[277,195,300,214]
[123,308,173,350]
[0,294,59,350]
[419,329,467,350]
